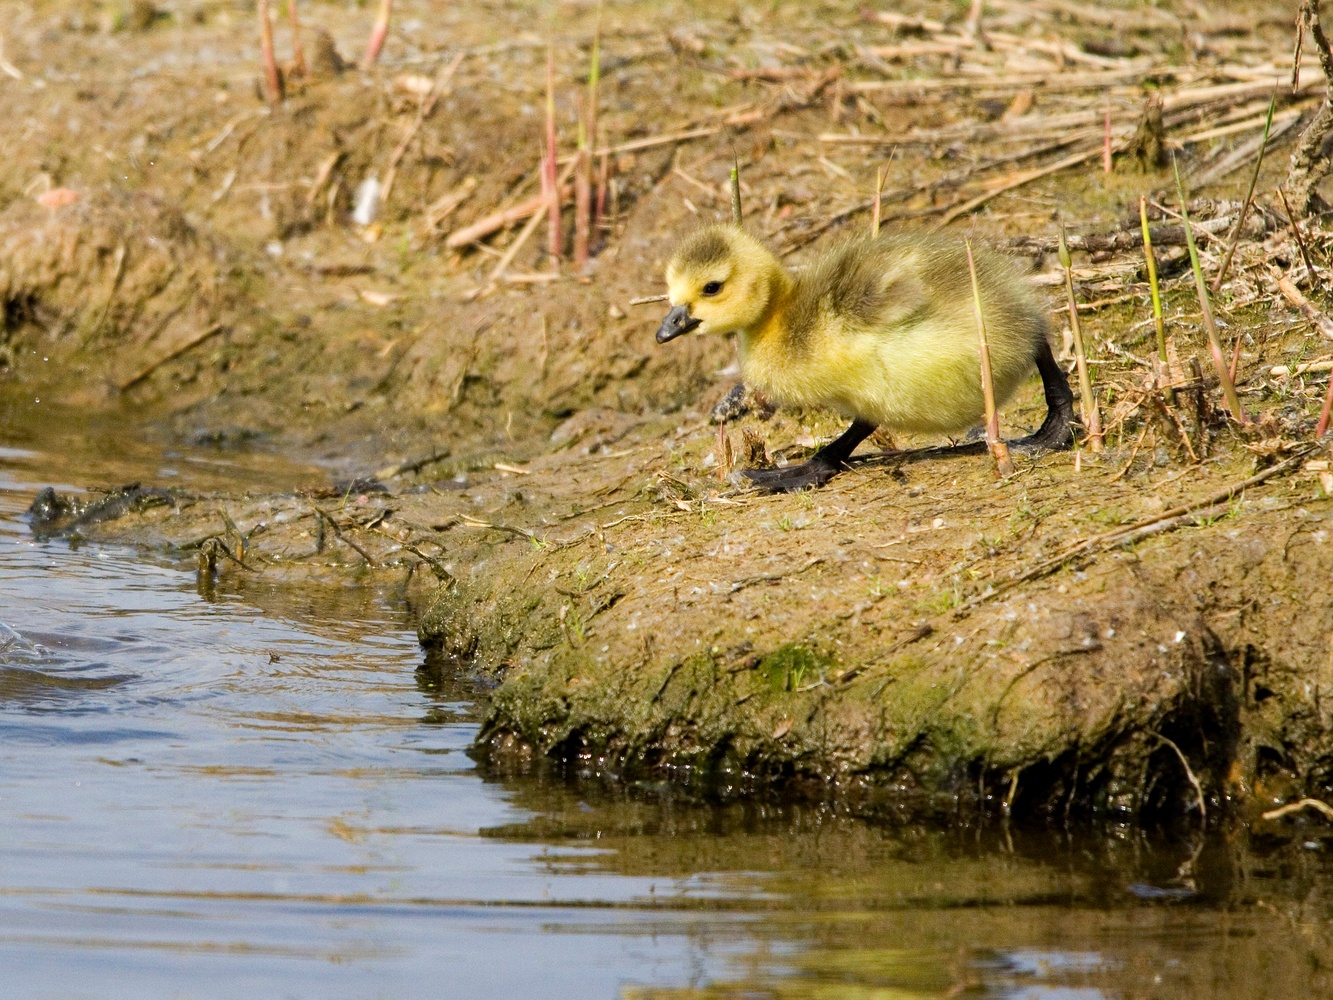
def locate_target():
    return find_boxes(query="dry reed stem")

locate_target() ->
[256,0,281,105]
[305,150,343,207]
[1102,104,1112,173]
[871,166,882,235]
[120,324,225,392]
[1295,3,1307,93]
[1173,156,1248,424]
[1317,372,1333,437]
[1263,797,1333,821]
[447,189,565,249]
[287,0,306,78]
[544,46,561,265]
[361,0,392,71]
[1288,0,1333,215]
[538,140,555,254]
[595,152,610,232]
[1212,92,1277,293]
[966,240,1014,478]
[1150,731,1207,824]
[1058,226,1103,452]
[572,148,591,268]
[1270,358,1333,375]
[573,6,603,271]
[0,31,22,80]
[964,0,984,40]
[936,145,1106,227]
[1277,185,1320,278]
[871,161,891,236]
[422,176,477,233]
[486,159,578,284]
[714,425,734,481]
[1139,197,1170,388]
[380,53,462,209]
[730,152,743,225]
[1277,275,1333,339]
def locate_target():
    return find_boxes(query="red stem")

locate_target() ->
[1102,105,1112,173]
[595,151,610,232]
[257,0,282,104]
[1318,374,1333,437]
[545,47,561,263]
[361,0,392,71]
[287,0,306,77]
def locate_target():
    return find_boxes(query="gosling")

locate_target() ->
[656,225,1075,492]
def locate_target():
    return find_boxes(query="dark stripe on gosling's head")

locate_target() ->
[674,227,732,269]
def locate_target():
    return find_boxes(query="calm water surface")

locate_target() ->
[2,406,1331,999]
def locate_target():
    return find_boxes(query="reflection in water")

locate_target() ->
[1,402,1331,999]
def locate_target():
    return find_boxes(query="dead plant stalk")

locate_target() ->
[871,162,890,236]
[1212,91,1277,293]
[1277,185,1320,278]
[1288,0,1333,215]
[966,240,1014,477]
[1173,155,1248,424]
[256,0,281,105]
[361,0,392,71]
[1139,196,1171,397]
[287,0,306,77]
[544,45,561,265]
[730,151,743,224]
[1058,225,1103,452]
[573,6,603,271]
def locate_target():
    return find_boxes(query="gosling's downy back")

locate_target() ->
[784,232,1046,355]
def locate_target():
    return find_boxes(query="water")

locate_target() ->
[2,405,1331,999]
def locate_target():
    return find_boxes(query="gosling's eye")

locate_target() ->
[701,280,723,296]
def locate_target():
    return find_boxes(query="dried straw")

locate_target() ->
[1058,224,1104,451]
[257,0,281,105]
[1173,155,1248,424]
[966,240,1015,477]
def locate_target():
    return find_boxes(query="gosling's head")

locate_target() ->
[657,225,784,344]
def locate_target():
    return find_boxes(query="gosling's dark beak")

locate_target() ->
[656,305,701,344]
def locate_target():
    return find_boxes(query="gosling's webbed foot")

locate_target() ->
[709,382,776,424]
[740,458,842,493]
[1014,339,1077,452]
[710,383,750,424]
[1011,424,1074,452]
[739,419,876,493]
[1010,399,1077,452]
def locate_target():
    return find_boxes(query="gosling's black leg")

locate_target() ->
[1012,339,1076,451]
[742,419,877,493]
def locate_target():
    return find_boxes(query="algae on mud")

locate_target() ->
[2,1,1333,823]
[419,438,1333,823]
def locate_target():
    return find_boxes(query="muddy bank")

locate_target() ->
[4,1,1333,822]
[426,443,1333,824]
[33,407,1333,822]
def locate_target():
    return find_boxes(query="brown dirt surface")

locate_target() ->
[6,0,1333,823]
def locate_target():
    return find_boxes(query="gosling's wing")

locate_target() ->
[790,238,934,344]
